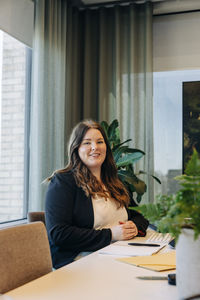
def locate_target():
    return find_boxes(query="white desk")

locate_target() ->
[6,232,178,300]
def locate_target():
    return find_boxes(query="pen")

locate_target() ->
[137,276,168,280]
[128,243,160,247]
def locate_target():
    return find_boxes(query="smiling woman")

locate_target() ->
[45,120,149,269]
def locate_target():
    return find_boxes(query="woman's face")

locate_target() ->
[78,128,107,174]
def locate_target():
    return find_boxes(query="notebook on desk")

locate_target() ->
[147,227,175,248]
[146,231,173,244]
[117,250,176,272]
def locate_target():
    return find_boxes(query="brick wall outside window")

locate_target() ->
[0,31,26,222]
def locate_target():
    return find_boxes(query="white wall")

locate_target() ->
[153,11,200,72]
[0,0,34,47]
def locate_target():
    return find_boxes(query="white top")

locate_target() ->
[92,194,128,229]
[75,194,128,261]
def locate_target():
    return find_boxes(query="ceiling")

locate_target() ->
[81,0,165,5]
[79,0,200,15]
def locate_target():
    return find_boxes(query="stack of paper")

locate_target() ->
[98,241,166,257]
[117,250,176,272]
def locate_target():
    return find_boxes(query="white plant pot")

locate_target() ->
[176,228,200,300]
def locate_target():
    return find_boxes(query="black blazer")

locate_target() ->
[45,171,149,269]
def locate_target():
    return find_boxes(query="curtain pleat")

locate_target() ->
[29,0,68,210]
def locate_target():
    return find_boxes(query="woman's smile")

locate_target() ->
[89,153,100,157]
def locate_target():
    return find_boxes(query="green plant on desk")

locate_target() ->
[128,148,200,299]
[131,148,200,241]
[101,119,161,204]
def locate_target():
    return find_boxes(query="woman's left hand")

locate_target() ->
[119,220,138,240]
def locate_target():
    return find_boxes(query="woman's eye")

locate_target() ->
[83,142,90,145]
[98,141,104,144]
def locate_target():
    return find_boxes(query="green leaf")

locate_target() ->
[114,146,144,162]
[136,194,142,203]
[100,121,109,138]
[138,171,161,184]
[127,148,145,155]
[112,139,132,151]
[185,148,200,176]
[130,204,162,224]
[113,146,129,162]
[108,119,119,140]
[133,179,147,195]
[116,152,143,167]
[118,169,138,184]
[123,148,145,155]
[126,164,134,173]
[118,170,147,195]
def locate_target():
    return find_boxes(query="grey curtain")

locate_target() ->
[67,3,154,203]
[29,1,153,210]
[29,0,68,210]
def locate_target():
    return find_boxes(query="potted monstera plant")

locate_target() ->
[100,119,160,204]
[133,148,200,300]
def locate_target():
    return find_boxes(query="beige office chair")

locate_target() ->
[0,222,53,294]
[27,211,46,225]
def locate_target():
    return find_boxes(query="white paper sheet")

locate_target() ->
[98,241,166,257]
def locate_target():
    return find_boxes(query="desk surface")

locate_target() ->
[6,231,178,300]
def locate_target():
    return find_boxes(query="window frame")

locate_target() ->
[0,32,32,225]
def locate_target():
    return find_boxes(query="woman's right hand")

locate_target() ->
[111,221,138,241]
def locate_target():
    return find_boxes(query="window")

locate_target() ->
[0,30,31,223]
[153,69,200,197]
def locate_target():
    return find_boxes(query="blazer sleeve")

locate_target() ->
[127,195,149,237]
[45,173,112,253]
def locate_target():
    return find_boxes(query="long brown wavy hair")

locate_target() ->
[48,120,130,208]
